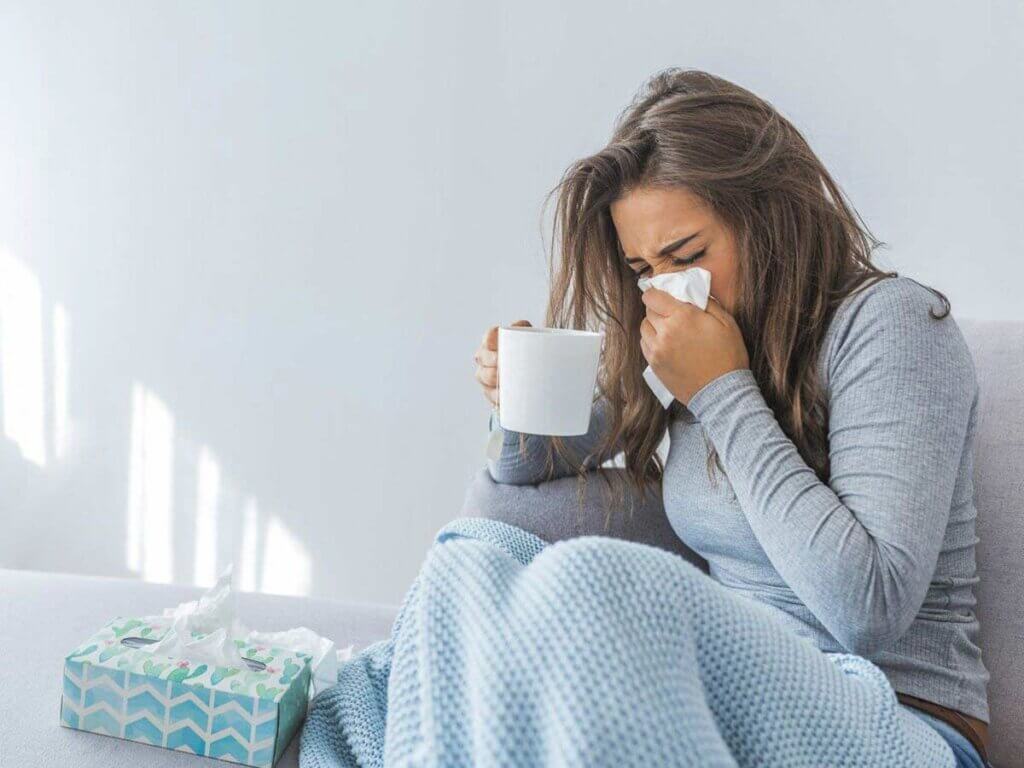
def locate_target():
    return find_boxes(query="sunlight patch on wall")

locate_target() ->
[193,445,221,587]
[238,496,261,592]
[125,382,175,583]
[261,515,312,597]
[0,251,46,466]
[52,302,70,459]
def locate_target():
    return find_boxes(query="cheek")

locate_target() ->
[706,261,738,310]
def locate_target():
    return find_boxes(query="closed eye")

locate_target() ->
[632,249,706,276]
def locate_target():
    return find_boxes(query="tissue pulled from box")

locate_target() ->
[636,267,712,408]
[141,566,248,667]
[136,565,339,696]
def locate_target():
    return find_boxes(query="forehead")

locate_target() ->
[609,186,711,252]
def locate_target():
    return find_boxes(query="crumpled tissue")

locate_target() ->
[137,565,346,697]
[637,267,712,408]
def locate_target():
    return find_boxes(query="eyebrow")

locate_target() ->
[623,232,701,264]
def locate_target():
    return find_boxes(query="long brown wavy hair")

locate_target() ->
[515,67,949,521]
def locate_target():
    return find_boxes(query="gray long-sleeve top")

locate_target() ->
[486,276,990,722]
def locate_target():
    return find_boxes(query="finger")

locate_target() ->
[640,337,652,363]
[703,296,735,327]
[484,386,499,406]
[475,348,497,367]
[487,319,531,352]
[640,316,658,346]
[483,326,499,351]
[640,287,684,316]
[476,365,498,388]
[644,310,671,335]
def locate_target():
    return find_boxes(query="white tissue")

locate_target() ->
[141,566,248,668]
[245,626,338,697]
[637,267,712,408]
[138,565,339,697]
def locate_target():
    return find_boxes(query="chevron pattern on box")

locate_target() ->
[60,659,281,767]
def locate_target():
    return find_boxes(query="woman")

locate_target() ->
[474,69,989,766]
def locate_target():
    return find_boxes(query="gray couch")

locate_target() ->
[461,318,1024,768]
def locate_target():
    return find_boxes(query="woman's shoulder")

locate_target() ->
[830,273,947,329]
[822,274,976,388]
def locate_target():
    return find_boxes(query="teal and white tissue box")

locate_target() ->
[60,617,313,767]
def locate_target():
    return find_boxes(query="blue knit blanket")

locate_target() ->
[299,517,952,767]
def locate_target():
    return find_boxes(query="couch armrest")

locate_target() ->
[461,467,708,573]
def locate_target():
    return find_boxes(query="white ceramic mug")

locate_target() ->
[497,326,604,436]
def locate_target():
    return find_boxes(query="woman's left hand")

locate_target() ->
[639,288,750,405]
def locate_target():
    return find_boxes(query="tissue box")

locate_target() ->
[60,617,313,767]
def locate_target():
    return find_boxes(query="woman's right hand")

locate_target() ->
[475,320,532,407]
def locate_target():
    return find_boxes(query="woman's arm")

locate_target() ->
[486,395,620,485]
[686,278,976,656]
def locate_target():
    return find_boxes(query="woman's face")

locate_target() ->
[610,185,740,314]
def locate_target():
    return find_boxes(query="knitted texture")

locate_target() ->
[300,517,952,767]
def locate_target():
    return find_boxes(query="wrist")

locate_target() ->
[686,367,757,415]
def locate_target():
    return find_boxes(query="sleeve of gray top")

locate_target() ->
[485,395,618,485]
[685,279,976,656]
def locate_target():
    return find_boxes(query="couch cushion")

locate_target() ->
[461,466,708,573]
[959,319,1024,767]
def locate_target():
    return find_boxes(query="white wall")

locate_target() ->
[1,1,1020,605]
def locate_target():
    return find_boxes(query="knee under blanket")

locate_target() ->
[299,517,952,767]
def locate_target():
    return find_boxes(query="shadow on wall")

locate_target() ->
[0,249,312,596]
